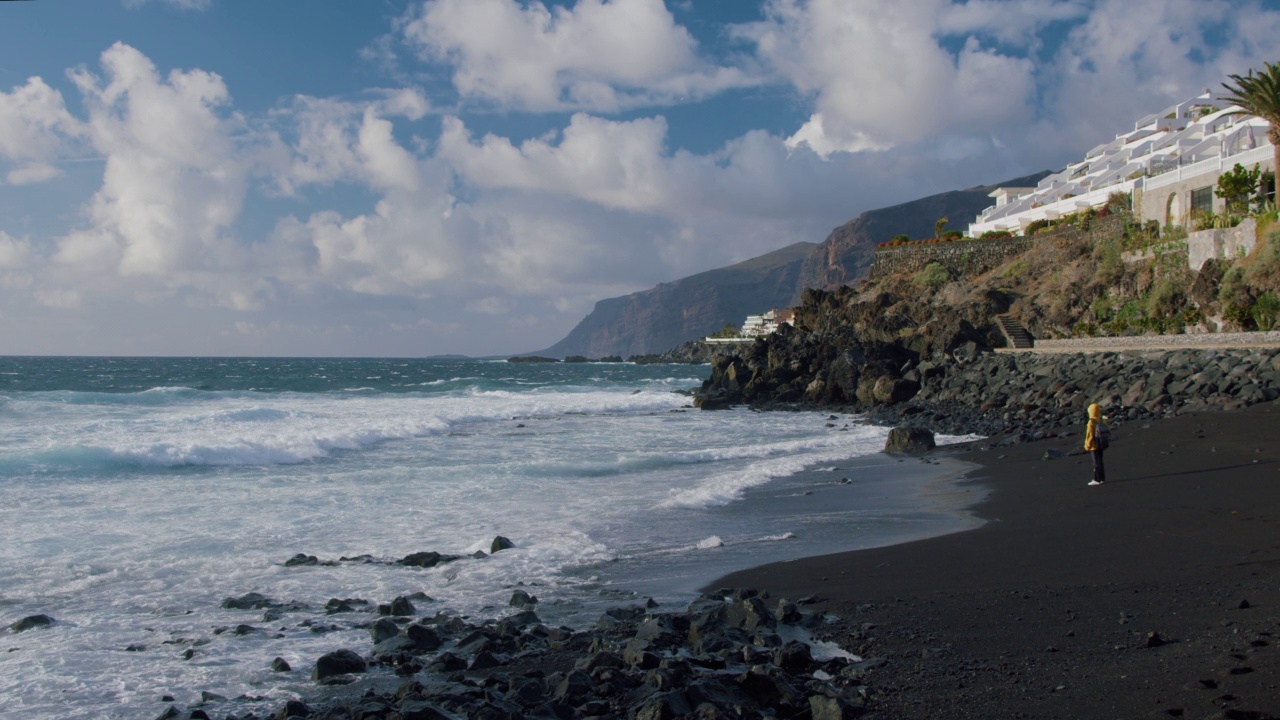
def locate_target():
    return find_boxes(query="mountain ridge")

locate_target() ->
[535,170,1052,358]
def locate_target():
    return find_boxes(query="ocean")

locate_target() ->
[0,357,982,718]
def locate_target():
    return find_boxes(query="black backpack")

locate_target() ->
[1094,422,1111,450]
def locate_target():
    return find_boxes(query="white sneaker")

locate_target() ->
[1088,480,1103,486]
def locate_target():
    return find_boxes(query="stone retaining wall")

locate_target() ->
[869,236,1034,279]
[869,215,1127,280]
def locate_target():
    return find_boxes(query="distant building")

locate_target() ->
[969,91,1275,237]
[741,308,795,337]
[705,308,795,343]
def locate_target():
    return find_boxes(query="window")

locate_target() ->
[1191,186,1214,215]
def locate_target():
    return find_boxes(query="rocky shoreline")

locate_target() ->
[124,587,872,720]
[699,339,1280,442]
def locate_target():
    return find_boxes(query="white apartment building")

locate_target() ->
[969,91,1275,237]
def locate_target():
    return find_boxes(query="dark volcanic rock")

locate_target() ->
[884,426,936,454]
[397,551,461,568]
[9,614,55,632]
[284,553,320,567]
[312,648,367,681]
[490,536,515,553]
[220,592,278,610]
[509,589,538,608]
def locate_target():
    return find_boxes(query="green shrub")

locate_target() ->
[1090,295,1113,323]
[1252,291,1280,331]
[890,233,909,243]
[981,229,1013,239]
[1224,302,1256,331]
[1093,236,1124,284]
[1072,321,1098,337]
[1145,276,1186,319]
[1219,265,1251,308]
[1244,228,1280,292]
[999,258,1029,279]
[912,262,951,287]
[1216,163,1262,215]
[1106,191,1132,213]
[1025,219,1051,235]
[942,230,964,240]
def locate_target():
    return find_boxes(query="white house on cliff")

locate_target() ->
[969,91,1275,236]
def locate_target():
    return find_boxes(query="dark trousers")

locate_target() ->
[1092,449,1106,483]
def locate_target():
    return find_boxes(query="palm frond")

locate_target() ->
[1222,60,1280,124]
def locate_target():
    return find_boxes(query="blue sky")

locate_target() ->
[1,0,1277,357]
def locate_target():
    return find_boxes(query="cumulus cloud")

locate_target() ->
[399,0,753,112]
[737,0,1038,157]
[1033,0,1280,159]
[40,42,255,310]
[0,76,81,185]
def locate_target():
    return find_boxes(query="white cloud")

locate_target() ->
[30,42,265,315]
[399,0,753,112]
[737,0,1037,157]
[1030,0,1280,162]
[438,113,672,212]
[937,0,1089,47]
[0,231,30,270]
[0,76,80,184]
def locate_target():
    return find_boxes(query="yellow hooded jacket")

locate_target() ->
[1084,403,1107,452]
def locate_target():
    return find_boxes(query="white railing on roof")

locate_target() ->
[968,178,1139,236]
[1143,144,1274,191]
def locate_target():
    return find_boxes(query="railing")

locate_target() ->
[969,179,1138,236]
[1143,144,1274,191]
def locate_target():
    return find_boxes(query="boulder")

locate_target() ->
[873,376,920,405]
[312,649,367,681]
[270,657,291,672]
[509,589,538,607]
[9,614,55,632]
[370,617,401,644]
[398,551,461,568]
[221,592,279,610]
[405,623,443,651]
[490,536,515,553]
[284,553,320,567]
[884,427,936,454]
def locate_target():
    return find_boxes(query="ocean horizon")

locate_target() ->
[0,356,981,718]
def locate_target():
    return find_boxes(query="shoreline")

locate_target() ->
[710,400,1280,718]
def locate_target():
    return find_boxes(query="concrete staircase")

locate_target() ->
[997,315,1035,349]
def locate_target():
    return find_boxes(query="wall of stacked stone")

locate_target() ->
[869,214,1128,280]
[869,236,1034,279]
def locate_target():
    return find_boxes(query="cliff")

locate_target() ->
[537,170,1051,359]
[794,170,1051,298]
[536,241,816,358]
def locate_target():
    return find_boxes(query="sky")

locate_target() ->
[1,0,1278,357]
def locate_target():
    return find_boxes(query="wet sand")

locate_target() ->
[712,401,1280,719]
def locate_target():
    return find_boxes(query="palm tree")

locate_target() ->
[1222,61,1280,201]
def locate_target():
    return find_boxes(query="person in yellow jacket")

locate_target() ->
[1084,403,1110,486]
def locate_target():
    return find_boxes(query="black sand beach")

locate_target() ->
[713,401,1280,719]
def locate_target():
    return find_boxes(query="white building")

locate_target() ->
[969,91,1275,237]
[706,308,796,343]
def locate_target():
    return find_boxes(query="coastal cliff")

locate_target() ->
[537,171,1051,359]
[696,209,1280,437]
[537,242,815,358]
